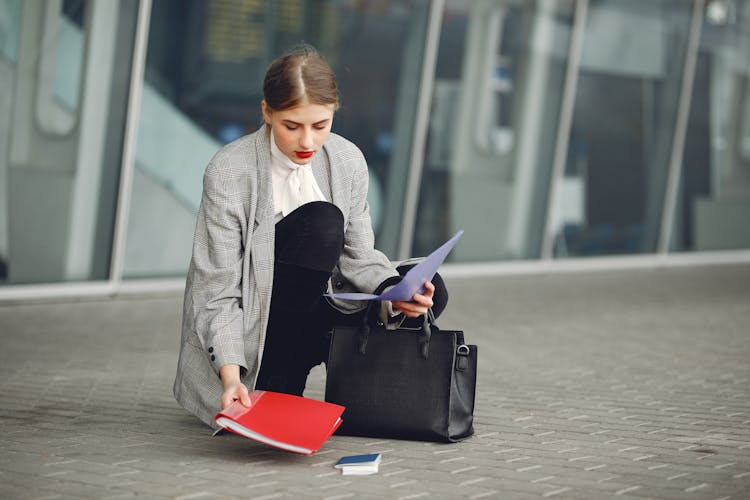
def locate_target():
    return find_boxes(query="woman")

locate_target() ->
[173,45,446,428]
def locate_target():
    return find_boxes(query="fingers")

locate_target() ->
[220,392,234,409]
[392,281,436,318]
[411,282,435,309]
[238,385,252,407]
[393,301,426,318]
[220,383,251,409]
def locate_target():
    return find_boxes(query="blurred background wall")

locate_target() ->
[1,0,748,298]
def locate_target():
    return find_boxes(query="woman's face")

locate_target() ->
[262,101,335,165]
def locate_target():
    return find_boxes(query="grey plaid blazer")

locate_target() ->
[173,126,398,427]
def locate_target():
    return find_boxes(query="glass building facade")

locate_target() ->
[1,0,749,298]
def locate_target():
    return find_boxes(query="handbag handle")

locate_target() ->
[357,301,438,360]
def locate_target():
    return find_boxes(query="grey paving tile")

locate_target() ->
[2,265,750,499]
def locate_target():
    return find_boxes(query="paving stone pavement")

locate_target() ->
[1,264,749,499]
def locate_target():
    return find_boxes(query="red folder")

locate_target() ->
[214,391,345,455]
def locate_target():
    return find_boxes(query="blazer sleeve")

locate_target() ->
[185,160,248,375]
[336,150,399,293]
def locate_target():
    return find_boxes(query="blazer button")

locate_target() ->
[208,347,214,353]
[335,281,344,289]
[210,354,216,361]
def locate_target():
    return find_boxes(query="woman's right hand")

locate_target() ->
[219,364,252,409]
[220,382,252,409]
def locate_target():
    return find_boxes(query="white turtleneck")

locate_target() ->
[270,132,327,221]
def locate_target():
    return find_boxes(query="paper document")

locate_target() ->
[326,230,463,302]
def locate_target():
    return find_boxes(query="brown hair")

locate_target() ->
[263,44,339,112]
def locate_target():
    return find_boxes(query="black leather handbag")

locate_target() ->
[325,308,477,443]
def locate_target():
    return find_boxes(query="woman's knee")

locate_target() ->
[275,201,345,271]
[295,201,343,233]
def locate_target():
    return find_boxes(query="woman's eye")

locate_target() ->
[285,125,298,131]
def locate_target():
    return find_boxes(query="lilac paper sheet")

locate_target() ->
[325,230,464,302]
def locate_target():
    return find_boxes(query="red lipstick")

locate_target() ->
[295,151,314,159]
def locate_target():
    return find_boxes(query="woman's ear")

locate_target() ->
[261,100,271,125]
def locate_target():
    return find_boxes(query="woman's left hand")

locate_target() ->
[392,281,435,318]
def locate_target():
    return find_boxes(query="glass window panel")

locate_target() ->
[38,0,87,136]
[0,0,138,285]
[0,0,22,282]
[673,0,750,251]
[0,0,21,61]
[552,0,694,257]
[124,0,429,277]
[413,0,576,261]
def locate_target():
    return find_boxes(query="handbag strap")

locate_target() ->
[357,300,440,360]
[417,312,432,359]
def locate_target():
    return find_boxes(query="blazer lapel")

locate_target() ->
[250,128,275,304]
[254,127,274,226]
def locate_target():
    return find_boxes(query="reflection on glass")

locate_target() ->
[37,0,86,135]
[0,0,22,61]
[553,0,693,257]
[0,1,137,285]
[414,0,575,261]
[675,0,750,251]
[124,0,429,277]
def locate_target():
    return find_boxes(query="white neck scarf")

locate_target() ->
[270,132,326,218]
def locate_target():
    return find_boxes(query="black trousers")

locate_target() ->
[255,201,448,396]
